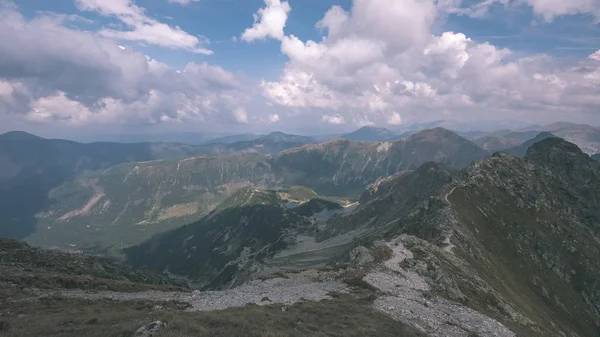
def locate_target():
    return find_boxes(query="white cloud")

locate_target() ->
[168,0,199,5]
[589,50,600,61]
[75,0,212,54]
[268,113,280,123]
[246,0,600,126]
[387,112,402,125]
[322,114,345,125]
[241,0,291,41]
[522,0,600,22]
[0,7,246,126]
[443,0,600,22]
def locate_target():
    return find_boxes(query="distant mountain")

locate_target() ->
[341,126,395,142]
[88,131,223,145]
[473,135,521,152]
[454,130,488,140]
[203,133,261,144]
[0,130,319,242]
[261,132,315,143]
[551,124,600,155]
[481,122,600,155]
[593,153,600,161]
[0,131,44,141]
[521,121,583,132]
[192,132,316,156]
[0,133,170,240]
[22,128,488,253]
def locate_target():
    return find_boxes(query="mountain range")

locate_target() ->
[3,122,600,336]
[477,122,600,155]
[18,128,487,253]
[126,136,600,336]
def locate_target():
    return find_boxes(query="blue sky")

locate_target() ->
[1,0,600,138]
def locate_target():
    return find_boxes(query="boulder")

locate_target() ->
[134,321,167,337]
[349,246,374,267]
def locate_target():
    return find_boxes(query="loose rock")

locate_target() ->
[134,321,167,337]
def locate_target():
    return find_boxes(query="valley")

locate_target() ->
[1,124,600,336]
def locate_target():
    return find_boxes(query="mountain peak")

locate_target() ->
[342,126,394,141]
[525,137,594,176]
[0,131,43,141]
[525,136,585,159]
[404,127,466,142]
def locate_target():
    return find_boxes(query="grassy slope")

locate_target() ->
[124,187,340,288]
[447,140,600,336]
[27,128,488,253]
[0,293,426,337]
[0,238,425,337]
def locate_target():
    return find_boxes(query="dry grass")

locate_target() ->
[0,290,426,337]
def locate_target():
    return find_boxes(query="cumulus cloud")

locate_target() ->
[589,50,600,61]
[322,114,345,125]
[268,113,280,123]
[246,0,600,126]
[75,0,212,54]
[241,0,291,41]
[0,7,246,126]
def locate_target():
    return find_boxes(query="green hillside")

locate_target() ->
[23,128,488,253]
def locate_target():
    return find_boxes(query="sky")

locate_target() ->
[1,0,600,138]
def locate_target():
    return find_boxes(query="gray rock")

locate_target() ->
[134,321,167,337]
[349,246,374,267]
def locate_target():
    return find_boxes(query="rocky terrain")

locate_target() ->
[23,128,488,253]
[2,135,600,336]
[0,237,427,337]
[126,136,600,337]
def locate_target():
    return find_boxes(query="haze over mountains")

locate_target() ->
[9,128,487,253]
[2,121,600,336]
[2,121,600,253]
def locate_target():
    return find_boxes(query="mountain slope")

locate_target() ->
[505,132,556,156]
[342,126,395,141]
[24,128,487,253]
[329,137,600,336]
[0,239,185,292]
[203,133,261,144]
[122,136,600,336]
[441,138,600,336]
[551,124,600,155]
[473,136,521,152]
[0,131,319,242]
[593,153,600,160]
[124,187,338,289]
[482,123,600,155]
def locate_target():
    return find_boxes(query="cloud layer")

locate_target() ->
[249,0,600,126]
[0,6,247,126]
[0,0,599,132]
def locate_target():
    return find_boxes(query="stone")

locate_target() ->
[349,246,374,267]
[134,321,167,337]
